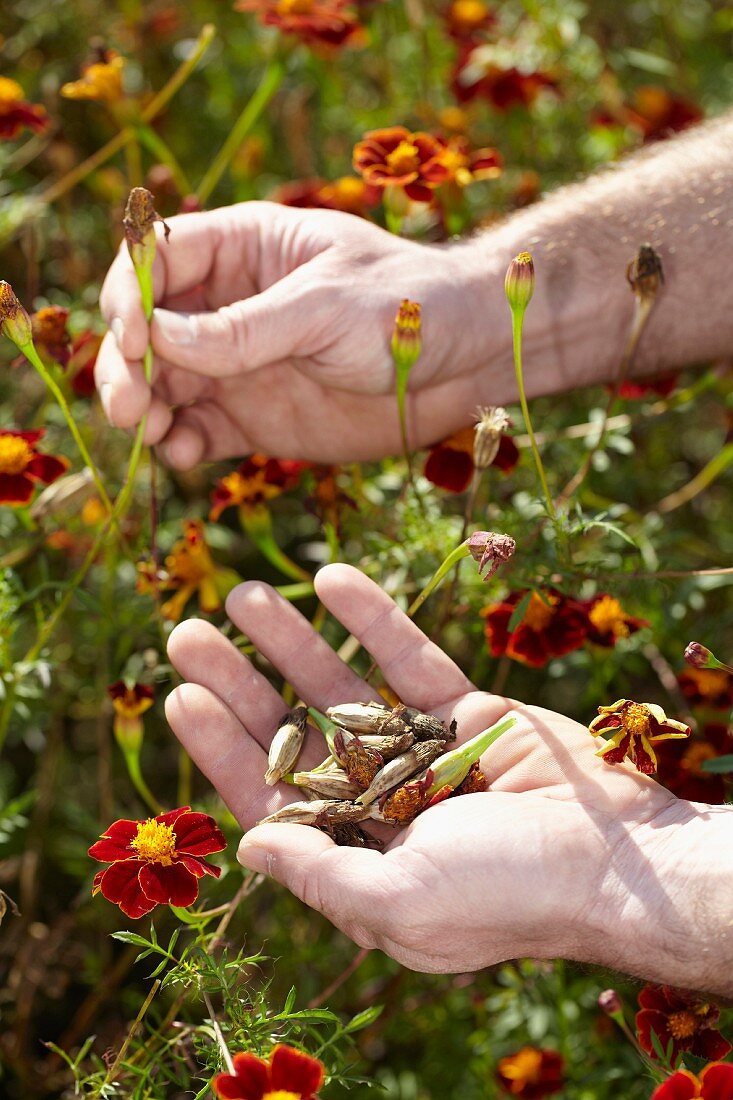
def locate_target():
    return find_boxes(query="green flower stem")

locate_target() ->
[123,747,162,815]
[135,123,192,196]
[240,507,311,583]
[510,307,555,519]
[424,715,517,799]
[274,581,316,600]
[195,60,286,205]
[407,540,471,618]
[20,339,113,515]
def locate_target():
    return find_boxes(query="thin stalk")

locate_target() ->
[195,60,285,205]
[657,440,733,514]
[510,309,555,518]
[407,540,471,617]
[102,980,161,1090]
[123,748,162,815]
[135,123,192,195]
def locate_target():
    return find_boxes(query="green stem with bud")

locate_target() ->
[423,714,517,799]
[240,506,311,583]
[407,540,472,618]
[510,308,555,519]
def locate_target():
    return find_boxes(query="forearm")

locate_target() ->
[452,111,733,403]
[581,799,733,997]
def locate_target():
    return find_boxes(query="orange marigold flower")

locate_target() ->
[655,723,733,804]
[678,667,733,710]
[651,1062,733,1100]
[0,76,49,140]
[482,589,588,668]
[435,135,502,187]
[61,48,126,102]
[234,0,365,50]
[353,126,451,203]
[213,1043,325,1099]
[584,594,648,647]
[273,175,380,217]
[0,429,70,507]
[305,465,356,531]
[160,520,239,622]
[31,306,72,369]
[445,0,496,40]
[424,425,518,492]
[496,1047,564,1098]
[590,699,691,775]
[452,46,558,109]
[89,806,226,919]
[636,985,732,1065]
[210,456,306,523]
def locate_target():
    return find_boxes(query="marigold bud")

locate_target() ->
[473,406,510,469]
[0,281,33,348]
[123,187,170,269]
[684,641,714,670]
[467,530,516,581]
[391,300,422,371]
[504,252,535,312]
[598,989,623,1017]
[626,243,664,302]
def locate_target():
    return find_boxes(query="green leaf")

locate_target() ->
[111,931,154,948]
[345,1005,384,1032]
[701,755,733,774]
[508,590,533,632]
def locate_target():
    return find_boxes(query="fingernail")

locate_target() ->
[99,382,112,419]
[110,317,125,349]
[237,842,275,876]
[154,309,196,346]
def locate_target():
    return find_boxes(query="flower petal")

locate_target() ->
[173,810,227,855]
[650,1071,701,1100]
[178,854,222,879]
[0,473,35,505]
[26,452,70,484]
[88,818,139,861]
[700,1062,733,1100]
[214,1053,270,1099]
[138,861,200,907]
[270,1044,325,1094]
[97,860,156,918]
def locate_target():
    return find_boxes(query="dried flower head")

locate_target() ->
[627,243,664,302]
[0,281,32,348]
[473,405,510,469]
[467,530,516,581]
[123,187,170,269]
[265,706,309,786]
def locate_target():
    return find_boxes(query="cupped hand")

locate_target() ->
[165,564,682,975]
[96,202,502,466]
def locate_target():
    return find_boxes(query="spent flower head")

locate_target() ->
[627,243,664,302]
[0,281,32,348]
[467,530,516,581]
[123,187,170,270]
[473,405,510,468]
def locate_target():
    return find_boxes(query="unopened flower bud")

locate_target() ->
[473,406,510,469]
[265,706,308,786]
[467,530,516,581]
[391,299,422,372]
[684,641,714,670]
[598,989,623,1017]
[108,680,154,753]
[504,252,535,312]
[626,243,663,303]
[0,281,33,348]
[123,187,170,270]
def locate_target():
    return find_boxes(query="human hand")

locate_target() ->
[97,202,509,466]
[165,564,731,992]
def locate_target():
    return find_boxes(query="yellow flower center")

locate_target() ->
[386,141,421,175]
[667,1010,699,1041]
[0,435,33,475]
[589,595,630,638]
[681,742,716,777]
[262,1092,301,1100]
[277,0,314,13]
[622,702,652,737]
[451,0,489,29]
[500,1047,543,1083]
[0,77,24,106]
[523,591,556,632]
[131,819,177,865]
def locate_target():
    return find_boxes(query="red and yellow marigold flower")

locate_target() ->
[483,589,588,668]
[353,126,452,203]
[210,456,306,522]
[89,806,226,919]
[0,76,49,140]
[213,1044,325,1099]
[68,331,103,397]
[655,723,733,804]
[636,985,732,1065]
[677,667,733,711]
[273,175,380,217]
[108,681,154,751]
[589,699,690,775]
[496,1047,564,1098]
[0,429,69,507]
[651,1062,733,1100]
[584,594,647,647]
[424,425,518,492]
[234,0,365,50]
[30,306,72,369]
[452,46,558,109]
[595,86,703,146]
[160,520,240,622]
[445,0,496,39]
[435,135,502,187]
[60,49,126,102]
[305,465,356,531]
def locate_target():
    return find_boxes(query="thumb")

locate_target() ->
[150,270,315,376]
[237,823,391,946]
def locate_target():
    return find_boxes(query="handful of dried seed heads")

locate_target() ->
[259,700,517,848]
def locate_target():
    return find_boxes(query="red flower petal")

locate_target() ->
[270,1044,325,1094]
[697,1031,733,1063]
[172,810,227,855]
[97,860,156,918]
[214,1052,270,1099]
[424,445,474,493]
[493,434,520,473]
[26,452,70,484]
[88,818,139,861]
[600,733,632,764]
[156,805,192,828]
[138,861,200,907]
[0,473,35,504]
[651,1071,701,1100]
[700,1062,733,1100]
[178,853,222,879]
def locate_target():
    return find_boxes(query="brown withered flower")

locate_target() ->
[627,243,664,302]
[468,531,516,582]
[0,281,32,348]
[473,406,510,469]
[333,730,383,790]
[123,187,170,268]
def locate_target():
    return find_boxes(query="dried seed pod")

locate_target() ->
[329,823,382,849]
[358,731,415,760]
[258,799,372,826]
[379,775,432,825]
[375,705,412,738]
[327,701,392,733]
[292,769,362,801]
[265,706,309,786]
[455,761,488,796]
[333,729,383,790]
[400,706,456,742]
[356,739,447,806]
